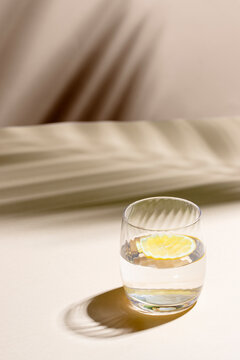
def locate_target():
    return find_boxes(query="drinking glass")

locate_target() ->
[120,196,206,315]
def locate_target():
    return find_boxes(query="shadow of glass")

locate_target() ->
[63,287,195,338]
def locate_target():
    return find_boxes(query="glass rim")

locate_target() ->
[123,196,202,232]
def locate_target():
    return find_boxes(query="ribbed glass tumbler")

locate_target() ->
[120,197,206,315]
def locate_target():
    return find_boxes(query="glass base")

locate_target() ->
[126,291,199,315]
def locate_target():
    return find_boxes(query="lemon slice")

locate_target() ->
[139,234,196,260]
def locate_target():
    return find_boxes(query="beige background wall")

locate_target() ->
[1,0,240,126]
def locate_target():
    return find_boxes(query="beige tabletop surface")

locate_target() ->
[0,119,240,359]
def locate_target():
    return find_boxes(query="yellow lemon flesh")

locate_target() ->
[139,234,196,260]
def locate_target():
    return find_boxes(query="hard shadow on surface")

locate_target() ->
[63,287,194,338]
